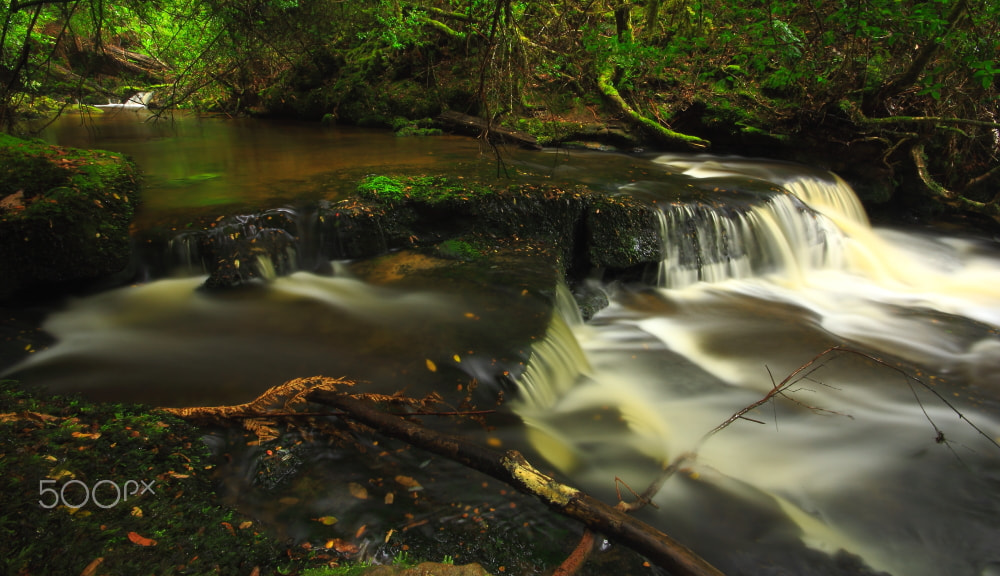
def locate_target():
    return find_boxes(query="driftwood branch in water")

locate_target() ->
[306,388,725,576]
[437,110,542,150]
[618,344,1000,517]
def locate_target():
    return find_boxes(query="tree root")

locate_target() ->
[596,63,710,150]
[911,143,1000,224]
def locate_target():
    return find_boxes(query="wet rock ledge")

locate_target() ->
[0,134,139,301]
[177,174,664,295]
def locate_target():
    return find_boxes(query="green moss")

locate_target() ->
[356,175,494,205]
[514,117,573,146]
[436,238,485,262]
[0,134,139,299]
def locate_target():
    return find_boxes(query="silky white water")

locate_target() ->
[514,157,1000,576]
[5,128,1000,575]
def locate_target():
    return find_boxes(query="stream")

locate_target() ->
[4,109,1000,576]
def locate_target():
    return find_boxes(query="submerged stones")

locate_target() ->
[0,134,139,301]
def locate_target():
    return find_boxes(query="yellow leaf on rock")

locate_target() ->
[425,359,437,372]
[47,468,74,481]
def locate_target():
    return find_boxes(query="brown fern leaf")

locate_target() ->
[157,376,356,441]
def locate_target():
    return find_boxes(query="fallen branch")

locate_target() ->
[160,376,724,575]
[306,387,725,576]
[617,345,1000,515]
[437,110,542,150]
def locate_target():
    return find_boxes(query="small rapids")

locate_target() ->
[7,112,1000,576]
[512,157,1000,576]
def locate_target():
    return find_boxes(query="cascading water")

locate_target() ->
[8,112,1000,576]
[511,157,1000,576]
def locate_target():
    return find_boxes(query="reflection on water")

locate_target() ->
[40,110,488,225]
[9,117,1000,575]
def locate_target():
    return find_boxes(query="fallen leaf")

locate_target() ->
[130,507,143,518]
[71,431,102,440]
[315,515,338,526]
[221,521,235,535]
[47,468,75,481]
[348,482,368,500]
[239,521,253,530]
[425,359,437,372]
[127,531,157,547]
[79,557,104,576]
[327,539,360,554]
[394,475,423,491]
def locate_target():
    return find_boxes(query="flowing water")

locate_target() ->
[5,111,1000,575]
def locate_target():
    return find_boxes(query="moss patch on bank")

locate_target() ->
[0,379,289,575]
[0,134,139,300]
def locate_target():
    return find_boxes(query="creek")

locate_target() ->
[4,110,1000,576]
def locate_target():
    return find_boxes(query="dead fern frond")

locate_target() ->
[158,375,354,441]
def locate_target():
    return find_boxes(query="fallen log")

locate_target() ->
[308,388,725,576]
[437,110,542,150]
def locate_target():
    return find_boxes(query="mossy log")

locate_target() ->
[437,110,542,149]
[596,64,710,150]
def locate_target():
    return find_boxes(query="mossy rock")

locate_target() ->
[0,134,139,300]
[325,174,664,280]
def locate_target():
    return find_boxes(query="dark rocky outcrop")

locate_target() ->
[318,175,664,284]
[148,174,665,311]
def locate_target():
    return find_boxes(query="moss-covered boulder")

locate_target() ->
[0,134,139,301]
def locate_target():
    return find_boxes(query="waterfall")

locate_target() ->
[652,181,852,289]
[95,91,154,109]
[159,206,329,281]
[513,282,590,410]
